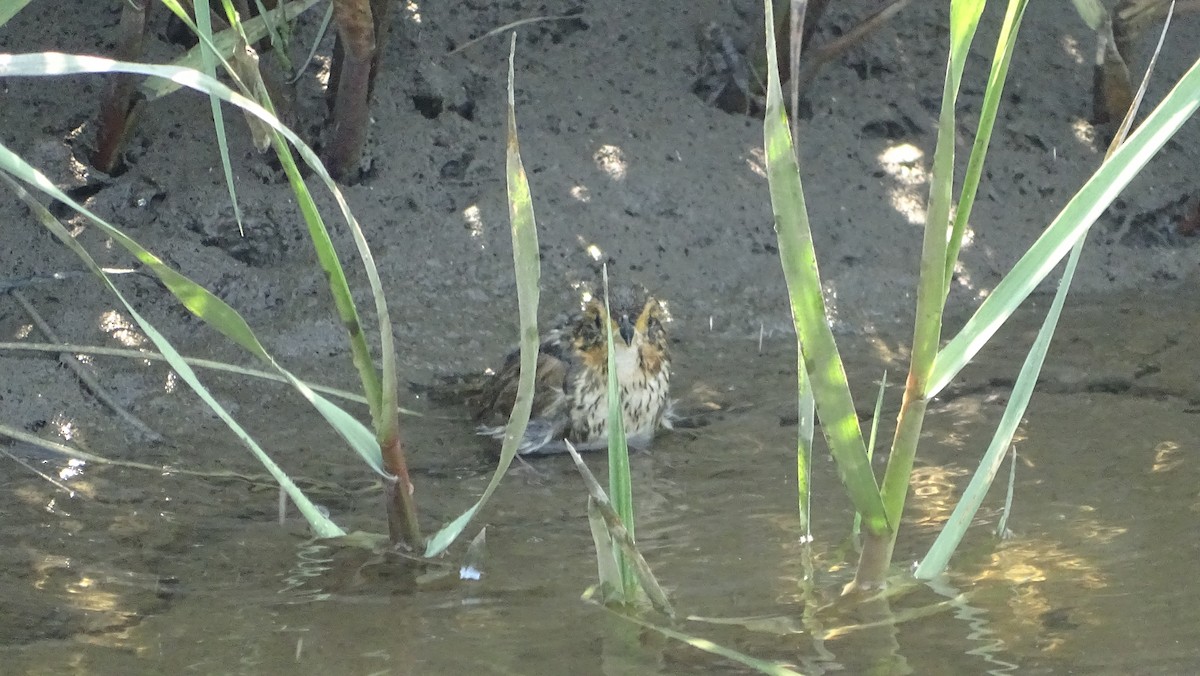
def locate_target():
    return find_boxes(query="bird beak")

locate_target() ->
[618,315,635,345]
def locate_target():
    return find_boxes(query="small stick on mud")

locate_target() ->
[0,445,80,496]
[792,0,912,91]
[10,289,165,443]
[447,13,586,56]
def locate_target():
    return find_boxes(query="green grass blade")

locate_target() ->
[1069,0,1107,30]
[917,239,1083,579]
[929,54,1200,397]
[849,0,987,589]
[3,49,421,541]
[943,0,1028,293]
[1,173,344,538]
[144,0,321,100]
[0,341,426,413]
[761,0,887,535]
[0,141,385,479]
[601,266,638,600]
[866,372,887,465]
[266,114,387,433]
[919,4,1177,579]
[796,351,813,540]
[154,1,387,426]
[424,34,540,558]
[852,371,888,538]
[907,0,985,388]
[0,54,393,424]
[189,0,245,234]
[568,441,672,616]
[0,0,34,27]
[995,444,1017,539]
[248,0,293,66]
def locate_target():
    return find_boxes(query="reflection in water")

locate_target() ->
[1151,440,1182,473]
[4,320,1200,674]
[909,464,971,530]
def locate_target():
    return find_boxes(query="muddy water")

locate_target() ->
[3,293,1199,675]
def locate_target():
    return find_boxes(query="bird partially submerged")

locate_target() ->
[446,285,672,455]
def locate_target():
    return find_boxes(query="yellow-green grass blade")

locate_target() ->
[943,0,1029,295]
[155,3,382,428]
[424,34,540,558]
[144,0,321,100]
[762,0,887,535]
[567,441,672,616]
[917,240,1083,579]
[920,4,1177,578]
[586,496,623,604]
[0,139,385,480]
[1,172,344,538]
[0,0,34,27]
[852,371,888,538]
[848,0,987,589]
[601,266,638,600]
[3,148,384,477]
[907,0,985,392]
[184,0,244,234]
[1069,0,1108,30]
[929,53,1200,397]
[1,54,393,429]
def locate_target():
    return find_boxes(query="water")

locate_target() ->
[3,293,1199,674]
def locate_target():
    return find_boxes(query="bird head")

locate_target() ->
[575,285,669,351]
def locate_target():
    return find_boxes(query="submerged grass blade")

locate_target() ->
[425,34,540,557]
[1,173,344,538]
[762,0,887,535]
[995,444,1017,538]
[598,606,804,676]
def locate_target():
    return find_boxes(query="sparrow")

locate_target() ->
[443,285,672,455]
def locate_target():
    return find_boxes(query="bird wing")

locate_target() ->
[469,331,571,428]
